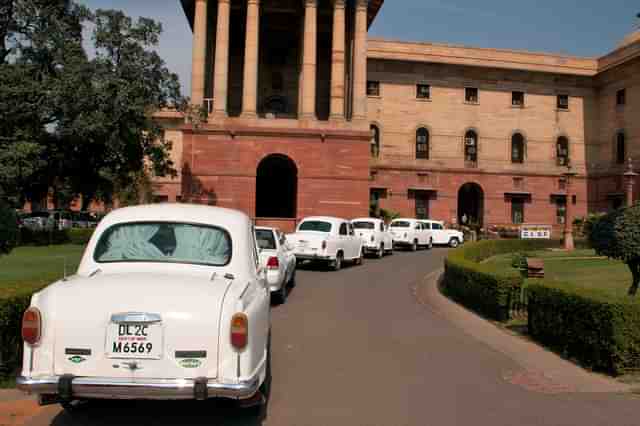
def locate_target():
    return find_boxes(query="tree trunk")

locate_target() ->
[628,261,640,296]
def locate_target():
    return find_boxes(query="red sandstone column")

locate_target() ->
[352,0,368,121]
[241,0,260,118]
[190,0,208,107]
[301,0,318,120]
[213,0,231,117]
[330,0,346,120]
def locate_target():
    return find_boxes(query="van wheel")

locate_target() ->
[332,253,343,271]
[355,248,364,265]
[449,238,460,248]
[428,238,433,250]
[411,240,418,252]
[377,244,384,259]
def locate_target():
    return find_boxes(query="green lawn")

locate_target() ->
[0,245,85,296]
[484,249,633,298]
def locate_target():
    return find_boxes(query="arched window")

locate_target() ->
[416,127,429,159]
[370,125,380,158]
[556,136,569,166]
[616,132,626,165]
[511,133,525,163]
[464,130,478,164]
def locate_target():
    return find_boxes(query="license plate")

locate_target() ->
[106,323,162,359]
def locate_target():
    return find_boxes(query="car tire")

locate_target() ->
[377,244,384,259]
[273,284,287,305]
[411,240,418,252]
[60,399,89,416]
[449,238,460,248]
[332,253,343,271]
[288,268,296,288]
[428,238,433,250]
[355,248,364,266]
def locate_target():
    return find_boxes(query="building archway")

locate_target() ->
[458,183,484,227]
[256,154,298,218]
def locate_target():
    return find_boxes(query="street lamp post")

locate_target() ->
[563,161,578,251]
[624,157,637,207]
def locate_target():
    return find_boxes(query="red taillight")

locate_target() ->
[231,313,248,350]
[22,307,42,346]
[266,256,279,270]
[321,240,327,250]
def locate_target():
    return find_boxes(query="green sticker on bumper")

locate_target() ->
[68,356,86,364]
[179,359,202,369]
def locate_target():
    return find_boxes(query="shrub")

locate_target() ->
[18,228,71,246]
[0,290,35,377]
[68,228,94,245]
[590,205,640,296]
[0,202,18,255]
[511,252,528,270]
[528,281,640,375]
[443,239,559,321]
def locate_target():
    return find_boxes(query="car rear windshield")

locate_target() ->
[94,222,231,266]
[391,221,411,228]
[298,221,332,233]
[352,221,375,230]
[255,229,276,250]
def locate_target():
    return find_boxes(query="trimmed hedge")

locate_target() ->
[0,203,18,255]
[443,239,560,321]
[0,290,33,376]
[528,282,640,375]
[18,228,94,246]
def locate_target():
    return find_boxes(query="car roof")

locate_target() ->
[98,204,251,231]
[299,216,346,224]
[392,218,418,222]
[351,217,381,223]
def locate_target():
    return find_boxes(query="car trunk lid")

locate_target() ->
[52,272,233,380]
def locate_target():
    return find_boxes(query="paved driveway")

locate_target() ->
[21,248,639,426]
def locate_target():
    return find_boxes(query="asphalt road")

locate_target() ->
[25,248,638,426]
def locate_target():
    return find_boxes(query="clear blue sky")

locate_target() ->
[78,0,639,96]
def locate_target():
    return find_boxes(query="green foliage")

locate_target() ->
[1,1,182,208]
[379,208,400,224]
[443,240,560,321]
[511,252,528,269]
[528,281,640,375]
[0,291,33,377]
[18,228,70,246]
[590,204,640,296]
[68,228,94,245]
[0,201,17,255]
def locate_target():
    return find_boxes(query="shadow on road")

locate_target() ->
[49,400,264,426]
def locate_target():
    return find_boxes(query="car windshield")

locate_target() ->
[298,221,332,233]
[255,229,276,250]
[94,222,231,266]
[391,221,411,228]
[352,221,375,230]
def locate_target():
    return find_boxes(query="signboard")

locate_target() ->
[520,224,552,240]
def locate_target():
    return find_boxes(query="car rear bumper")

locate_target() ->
[16,374,260,401]
[294,253,331,261]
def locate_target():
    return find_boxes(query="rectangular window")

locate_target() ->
[556,198,566,225]
[511,199,525,224]
[417,84,431,100]
[616,89,626,106]
[415,194,429,220]
[557,94,569,110]
[465,87,479,104]
[367,81,380,97]
[512,91,525,107]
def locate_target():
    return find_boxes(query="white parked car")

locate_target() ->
[420,220,465,248]
[389,218,433,251]
[17,204,271,413]
[255,226,296,304]
[287,216,363,271]
[351,218,393,258]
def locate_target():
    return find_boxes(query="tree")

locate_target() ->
[589,204,640,296]
[0,199,18,256]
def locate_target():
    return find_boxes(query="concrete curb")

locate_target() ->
[415,269,632,394]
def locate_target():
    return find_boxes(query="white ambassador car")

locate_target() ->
[255,226,296,304]
[287,216,363,271]
[421,220,465,248]
[18,204,271,413]
[351,218,393,258]
[389,218,433,251]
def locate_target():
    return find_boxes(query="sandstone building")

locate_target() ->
[154,0,640,234]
